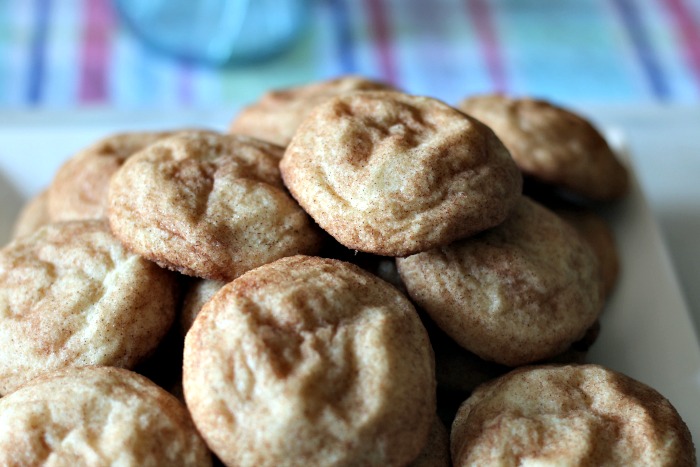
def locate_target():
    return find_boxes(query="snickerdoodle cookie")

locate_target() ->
[451,364,696,466]
[108,130,322,281]
[0,220,177,395]
[48,131,175,221]
[229,75,395,146]
[281,91,522,256]
[458,94,629,201]
[0,366,211,466]
[397,197,603,366]
[183,255,436,467]
[11,189,50,239]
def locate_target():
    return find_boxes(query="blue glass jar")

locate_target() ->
[113,0,309,66]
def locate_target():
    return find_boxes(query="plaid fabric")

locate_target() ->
[1,0,698,109]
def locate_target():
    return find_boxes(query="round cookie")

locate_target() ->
[108,130,322,281]
[48,131,176,222]
[183,255,436,467]
[229,75,395,146]
[451,364,696,466]
[281,91,522,256]
[397,196,603,366]
[458,94,629,201]
[11,189,50,240]
[554,206,620,298]
[0,366,211,466]
[0,220,177,395]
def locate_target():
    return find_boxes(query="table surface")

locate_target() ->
[588,105,700,338]
[2,0,699,108]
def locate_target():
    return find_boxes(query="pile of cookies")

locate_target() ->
[0,76,695,466]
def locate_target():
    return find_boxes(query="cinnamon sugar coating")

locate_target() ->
[398,197,603,366]
[183,255,436,467]
[108,130,322,281]
[230,75,395,146]
[0,366,211,466]
[0,220,177,395]
[281,91,522,256]
[49,131,176,221]
[458,94,629,201]
[451,365,696,466]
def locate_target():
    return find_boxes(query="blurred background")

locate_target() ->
[1,0,698,110]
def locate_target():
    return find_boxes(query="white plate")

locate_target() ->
[1,113,699,452]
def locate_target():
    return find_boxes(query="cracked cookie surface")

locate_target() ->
[108,131,322,281]
[48,131,176,222]
[458,94,629,201]
[397,197,603,366]
[0,366,211,466]
[281,91,522,256]
[183,255,436,467]
[229,75,395,146]
[451,365,696,466]
[0,220,177,395]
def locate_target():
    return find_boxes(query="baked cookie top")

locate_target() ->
[48,131,175,222]
[183,255,436,467]
[281,91,522,256]
[0,220,177,395]
[451,364,696,466]
[0,366,211,466]
[397,197,603,366]
[229,75,395,146]
[108,130,322,281]
[458,94,629,201]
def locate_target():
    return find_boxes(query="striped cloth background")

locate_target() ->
[1,0,699,109]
